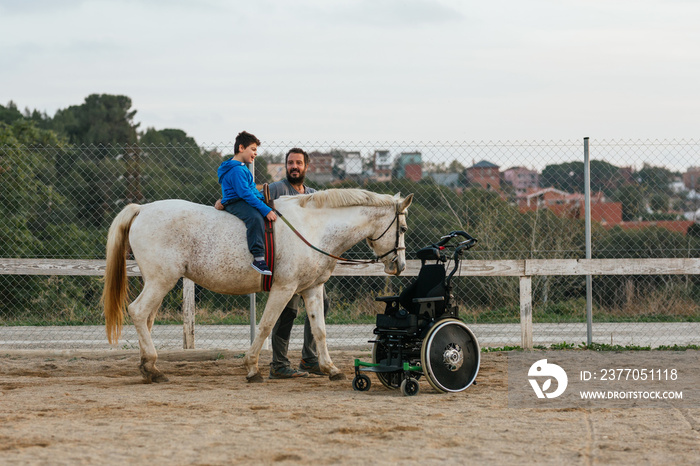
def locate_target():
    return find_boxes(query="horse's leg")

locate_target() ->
[243,288,295,382]
[301,285,345,381]
[129,278,175,383]
[146,306,156,332]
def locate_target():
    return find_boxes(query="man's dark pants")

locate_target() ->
[271,290,330,371]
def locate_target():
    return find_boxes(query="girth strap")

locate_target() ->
[261,183,275,291]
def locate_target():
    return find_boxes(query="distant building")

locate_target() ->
[307,151,334,184]
[517,186,695,234]
[519,187,622,225]
[466,160,500,190]
[683,167,700,190]
[373,150,392,182]
[503,166,539,196]
[618,220,695,235]
[396,152,422,182]
[669,179,686,194]
[344,151,363,176]
[266,163,286,182]
[428,173,461,188]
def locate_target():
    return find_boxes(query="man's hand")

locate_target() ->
[215,199,224,210]
[266,211,277,221]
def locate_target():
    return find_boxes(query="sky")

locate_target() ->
[2,0,700,150]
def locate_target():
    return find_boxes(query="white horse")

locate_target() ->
[102,188,413,383]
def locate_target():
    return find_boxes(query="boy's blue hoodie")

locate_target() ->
[217,159,272,216]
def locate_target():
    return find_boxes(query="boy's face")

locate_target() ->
[237,143,258,164]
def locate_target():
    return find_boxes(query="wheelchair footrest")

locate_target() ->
[354,359,422,374]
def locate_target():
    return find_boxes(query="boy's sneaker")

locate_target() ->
[269,366,308,379]
[299,359,325,376]
[251,259,272,275]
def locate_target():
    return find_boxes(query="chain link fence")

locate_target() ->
[1,140,699,350]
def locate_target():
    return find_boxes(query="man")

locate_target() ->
[216,148,328,379]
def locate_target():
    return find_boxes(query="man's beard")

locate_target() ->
[286,170,306,185]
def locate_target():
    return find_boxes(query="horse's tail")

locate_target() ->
[102,203,141,345]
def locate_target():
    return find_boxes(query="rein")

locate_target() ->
[272,204,405,265]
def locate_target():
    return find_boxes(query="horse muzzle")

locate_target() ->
[384,255,405,276]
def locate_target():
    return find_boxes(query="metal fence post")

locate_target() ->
[584,137,593,345]
[250,294,256,344]
[249,159,257,345]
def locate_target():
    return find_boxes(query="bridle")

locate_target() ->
[366,203,406,262]
[273,203,405,265]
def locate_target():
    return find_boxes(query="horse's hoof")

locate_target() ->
[151,374,169,383]
[139,359,168,383]
[329,372,346,381]
[246,372,264,383]
[140,371,169,384]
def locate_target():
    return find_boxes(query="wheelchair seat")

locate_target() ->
[399,263,446,316]
[375,263,447,334]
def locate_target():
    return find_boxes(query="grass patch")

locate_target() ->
[2,287,698,326]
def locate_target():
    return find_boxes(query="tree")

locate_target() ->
[0,121,63,238]
[590,160,628,195]
[649,192,669,213]
[637,164,673,195]
[540,162,582,193]
[541,160,627,195]
[448,160,466,173]
[140,127,197,146]
[51,94,139,147]
[0,101,23,124]
[140,127,201,168]
[253,156,272,184]
[612,184,646,221]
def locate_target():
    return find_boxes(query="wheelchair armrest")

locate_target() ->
[375,295,400,303]
[412,296,445,304]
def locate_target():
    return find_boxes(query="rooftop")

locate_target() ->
[470,160,499,169]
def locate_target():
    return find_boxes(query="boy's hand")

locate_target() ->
[215,199,224,210]
[266,211,277,221]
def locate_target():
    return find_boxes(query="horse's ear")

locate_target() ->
[400,193,414,211]
[393,193,401,200]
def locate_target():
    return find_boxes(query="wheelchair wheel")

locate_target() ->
[421,319,480,393]
[352,374,371,391]
[372,342,400,389]
[400,377,420,396]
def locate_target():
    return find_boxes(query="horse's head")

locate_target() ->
[366,193,414,276]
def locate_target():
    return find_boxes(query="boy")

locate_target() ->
[217,131,277,275]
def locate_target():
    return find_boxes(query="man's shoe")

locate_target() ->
[251,260,272,276]
[269,366,308,379]
[299,359,325,376]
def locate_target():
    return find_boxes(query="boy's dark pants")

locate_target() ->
[271,289,329,370]
[224,200,265,258]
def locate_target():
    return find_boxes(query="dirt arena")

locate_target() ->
[1,349,698,465]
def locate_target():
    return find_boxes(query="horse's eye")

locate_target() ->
[400,226,407,234]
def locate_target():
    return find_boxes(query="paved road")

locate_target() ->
[1,322,698,350]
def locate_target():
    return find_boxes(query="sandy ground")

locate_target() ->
[1,349,699,465]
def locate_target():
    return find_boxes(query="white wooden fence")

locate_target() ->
[2,258,699,350]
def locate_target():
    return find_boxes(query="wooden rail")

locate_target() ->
[2,258,699,349]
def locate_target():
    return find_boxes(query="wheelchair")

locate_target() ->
[352,231,480,396]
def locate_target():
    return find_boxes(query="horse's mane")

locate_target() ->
[294,188,397,209]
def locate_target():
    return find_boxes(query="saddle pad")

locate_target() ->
[262,183,275,291]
